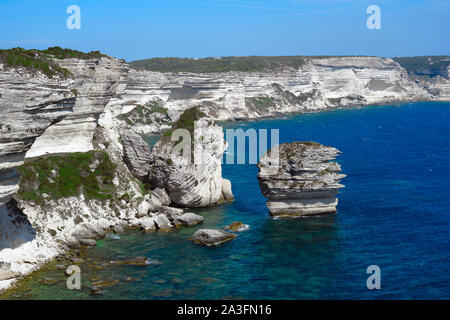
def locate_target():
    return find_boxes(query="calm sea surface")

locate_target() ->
[3,102,450,299]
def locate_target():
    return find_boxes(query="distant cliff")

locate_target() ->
[120,56,450,136]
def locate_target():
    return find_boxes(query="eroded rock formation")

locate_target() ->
[257,142,346,218]
[148,107,233,207]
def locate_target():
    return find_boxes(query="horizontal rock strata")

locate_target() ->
[257,142,346,218]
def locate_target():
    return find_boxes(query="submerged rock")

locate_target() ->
[79,239,97,247]
[90,287,103,296]
[257,142,346,218]
[191,229,237,247]
[109,256,159,267]
[225,221,249,232]
[38,277,59,286]
[113,225,124,234]
[90,279,119,290]
[124,276,139,282]
[70,257,84,264]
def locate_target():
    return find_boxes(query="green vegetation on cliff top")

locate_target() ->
[393,56,450,78]
[159,107,208,163]
[130,56,312,73]
[41,46,107,60]
[17,151,117,204]
[163,106,207,138]
[0,47,72,79]
[118,100,170,127]
[131,55,450,77]
[0,47,107,79]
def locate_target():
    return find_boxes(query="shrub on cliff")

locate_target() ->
[17,151,117,204]
[0,47,71,79]
[130,56,308,73]
[41,46,106,60]
[163,106,208,139]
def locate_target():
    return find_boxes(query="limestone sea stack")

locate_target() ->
[148,107,233,207]
[257,142,345,218]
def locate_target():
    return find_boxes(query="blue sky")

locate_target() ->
[0,0,449,61]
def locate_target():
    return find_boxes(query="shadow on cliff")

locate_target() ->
[0,198,36,251]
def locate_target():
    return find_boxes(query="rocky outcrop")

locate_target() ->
[257,142,346,218]
[120,129,152,181]
[0,69,75,208]
[191,229,237,247]
[148,107,233,207]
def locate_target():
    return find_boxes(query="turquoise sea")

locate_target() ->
[3,102,450,299]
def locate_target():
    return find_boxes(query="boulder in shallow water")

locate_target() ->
[159,206,183,220]
[154,214,173,231]
[191,229,237,247]
[79,239,97,247]
[139,217,156,232]
[178,212,204,227]
[113,225,124,234]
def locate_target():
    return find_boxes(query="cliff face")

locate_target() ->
[0,65,75,208]
[0,56,139,289]
[24,57,129,159]
[257,142,346,218]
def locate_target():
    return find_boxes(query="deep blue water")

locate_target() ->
[5,102,450,299]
